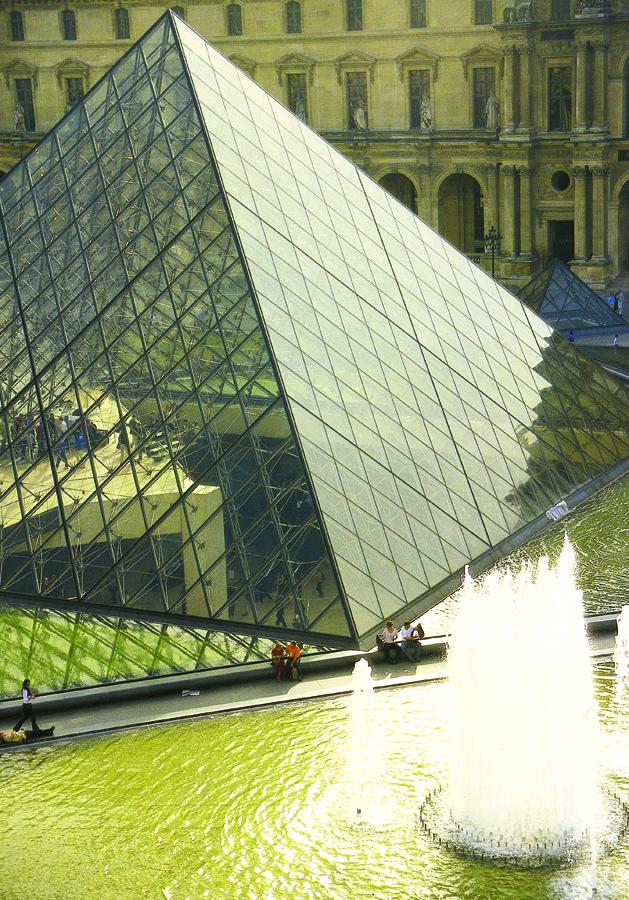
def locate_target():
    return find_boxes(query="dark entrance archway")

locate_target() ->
[548,221,575,263]
[438,173,484,254]
[378,173,417,213]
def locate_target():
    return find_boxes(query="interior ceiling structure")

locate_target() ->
[0,12,627,650]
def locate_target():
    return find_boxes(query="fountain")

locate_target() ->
[350,658,374,818]
[615,606,629,685]
[419,536,629,867]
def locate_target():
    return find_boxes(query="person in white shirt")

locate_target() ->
[399,621,422,662]
[380,621,399,663]
[13,679,40,734]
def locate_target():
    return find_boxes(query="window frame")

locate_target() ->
[408,68,431,129]
[471,65,496,128]
[64,76,85,110]
[170,6,186,20]
[346,70,369,130]
[547,64,573,132]
[346,0,363,32]
[226,3,243,36]
[473,0,493,25]
[61,8,77,41]
[9,10,25,42]
[114,7,130,41]
[550,0,571,21]
[285,1,302,34]
[409,0,427,29]
[286,71,309,122]
[14,77,36,132]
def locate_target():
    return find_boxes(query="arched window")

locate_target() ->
[114,8,130,40]
[624,59,629,137]
[286,1,302,33]
[9,10,25,42]
[227,4,243,35]
[61,9,77,41]
[170,6,185,19]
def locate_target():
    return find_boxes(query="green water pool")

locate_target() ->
[0,662,626,900]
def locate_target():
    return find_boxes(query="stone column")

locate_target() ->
[574,42,589,132]
[482,164,500,238]
[590,166,608,262]
[500,165,517,256]
[517,45,532,133]
[417,163,433,225]
[518,166,534,258]
[592,41,609,133]
[572,166,588,261]
[502,46,517,134]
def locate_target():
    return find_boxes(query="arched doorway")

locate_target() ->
[378,173,417,213]
[438,173,485,255]
[618,180,629,272]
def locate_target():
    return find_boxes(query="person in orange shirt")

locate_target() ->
[285,641,303,681]
[271,642,286,681]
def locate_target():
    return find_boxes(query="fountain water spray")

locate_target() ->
[614,606,629,686]
[350,658,375,819]
[419,536,628,867]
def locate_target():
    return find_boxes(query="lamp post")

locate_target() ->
[484,225,502,279]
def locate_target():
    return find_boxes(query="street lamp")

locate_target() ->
[484,225,502,279]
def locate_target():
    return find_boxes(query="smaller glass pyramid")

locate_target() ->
[519,259,627,333]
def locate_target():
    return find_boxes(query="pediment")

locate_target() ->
[54,57,90,88]
[229,53,256,77]
[333,51,377,84]
[396,46,441,81]
[2,57,38,89]
[460,43,505,79]
[274,52,316,84]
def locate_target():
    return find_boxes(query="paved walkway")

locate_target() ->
[0,630,617,753]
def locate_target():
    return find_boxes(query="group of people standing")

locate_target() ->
[270,640,303,681]
[607,289,625,317]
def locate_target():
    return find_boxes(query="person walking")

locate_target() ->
[13,679,40,734]
[613,334,619,350]
[616,289,624,318]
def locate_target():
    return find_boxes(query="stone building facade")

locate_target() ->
[0,0,627,288]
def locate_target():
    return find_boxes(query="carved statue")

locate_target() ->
[294,98,307,122]
[485,93,500,131]
[503,1,516,21]
[14,101,25,134]
[353,101,367,130]
[420,96,432,131]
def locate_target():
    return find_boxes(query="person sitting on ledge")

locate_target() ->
[271,641,286,681]
[399,620,424,663]
[285,640,303,681]
[379,621,399,663]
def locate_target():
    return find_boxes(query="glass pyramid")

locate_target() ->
[0,13,627,651]
[519,258,627,333]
